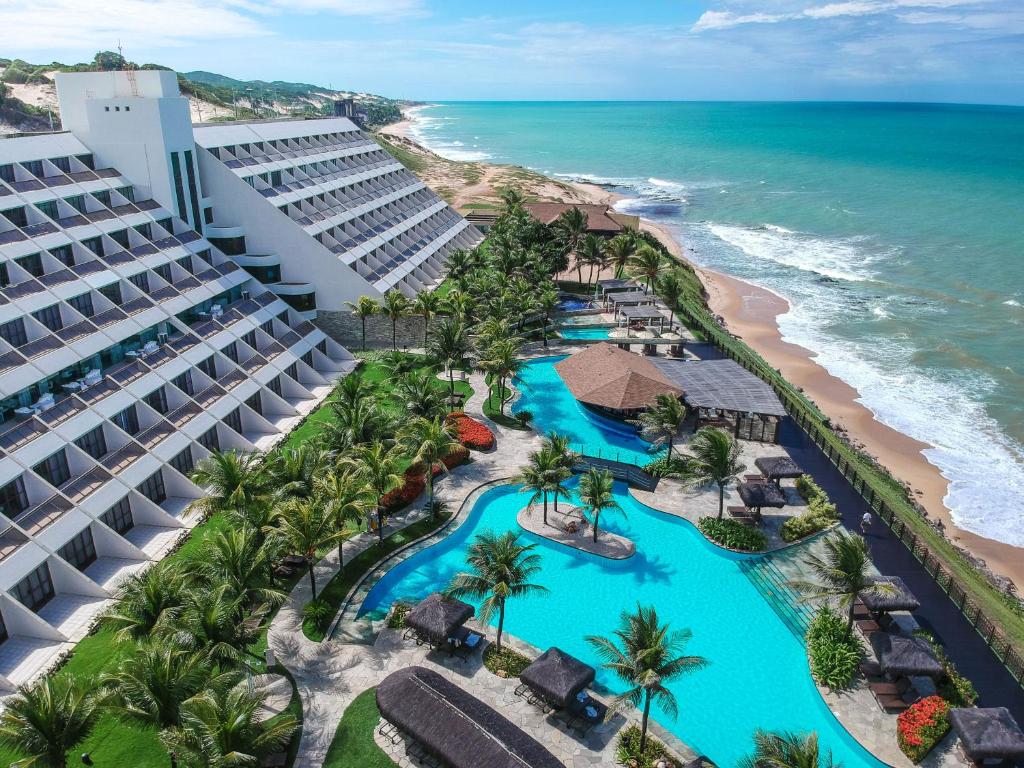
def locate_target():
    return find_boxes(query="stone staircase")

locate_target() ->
[739,551,816,639]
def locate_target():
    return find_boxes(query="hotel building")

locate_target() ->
[0,69,474,691]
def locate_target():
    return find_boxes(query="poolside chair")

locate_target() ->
[565,693,608,735]
[447,626,485,659]
[869,678,911,697]
[728,506,755,525]
[857,617,883,636]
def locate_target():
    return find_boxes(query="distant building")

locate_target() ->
[523,203,639,236]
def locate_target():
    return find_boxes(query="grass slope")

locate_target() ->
[322,687,395,768]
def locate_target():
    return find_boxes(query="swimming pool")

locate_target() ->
[511,356,659,465]
[359,481,885,768]
[556,298,594,312]
[558,327,613,340]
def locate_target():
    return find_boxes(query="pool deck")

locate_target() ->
[517,504,636,560]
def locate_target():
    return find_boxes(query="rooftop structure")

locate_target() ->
[0,70,359,691]
[554,343,682,414]
[651,358,787,417]
[523,203,638,235]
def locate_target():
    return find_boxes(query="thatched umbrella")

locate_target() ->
[738,481,787,512]
[870,632,943,678]
[519,647,596,709]
[861,576,920,615]
[376,666,564,768]
[950,707,1024,764]
[404,592,473,645]
[754,456,803,482]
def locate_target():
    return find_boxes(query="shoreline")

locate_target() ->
[381,113,1024,592]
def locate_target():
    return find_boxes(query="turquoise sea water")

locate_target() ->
[410,101,1024,548]
[360,481,884,768]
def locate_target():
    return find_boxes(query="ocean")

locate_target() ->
[407,101,1024,548]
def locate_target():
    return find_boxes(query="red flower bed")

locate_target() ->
[381,473,426,513]
[405,445,471,480]
[447,412,495,451]
[897,696,950,762]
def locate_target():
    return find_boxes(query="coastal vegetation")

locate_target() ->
[697,517,767,552]
[739,730,838,768]
[805,606,863,689]
[679,427,747,519]
[781,475,841,542]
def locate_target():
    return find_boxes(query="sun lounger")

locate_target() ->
[565,694,608,735]
[744,474,765,483]
[856,618,882,635]
[728,506,755,525]
[869,678,910,697]
[875,692,913,713]
[447,626,485,659]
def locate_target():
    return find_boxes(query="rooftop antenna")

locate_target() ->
[118,40,139,97]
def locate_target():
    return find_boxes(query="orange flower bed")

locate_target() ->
[447,412,495,451]
[897,696,950,762]
[381,473,426,513]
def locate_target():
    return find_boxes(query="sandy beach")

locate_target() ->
[381,113,1024,592]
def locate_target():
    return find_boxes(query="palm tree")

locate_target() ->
[681,427,746,519]
[103,560,187,642]
[629,394,687,458]
[188,450,274,525]
[347,440,406,544]
[628,244,663,294]
[269,444,331,502]
[542,433,577,513]
[316,469,370,568]
[381,290,411,351]
[160,686,298,768]
[170,585,257,668]
[790,530,895,636]
[401,416,459,514]
[554,207,589,282]
[444,249,473,286]
[270,500,345,601]
[413,290,443,349]
[427,317,473,397]
[499,187,525,211]
[578,468,624,542]
[606,233,637,279]
[102,642,215,768]
[739,730,836,768]
[201,528,283,614]
[394,369,445,419]
[587,605,707,752]
[536,288,559,348]
[324,396,399,452]
[447,531,547,650]
[346,295,379,351]
[515,446,562,526]
[0,677,101,768]
[579,233,606,285]
[655,271,684,330]
[479,337,522,415]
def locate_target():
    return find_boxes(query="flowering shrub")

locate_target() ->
[380,473,426,512]
[406,444,471,480]
[897,696,950,762]
[446,412,496,451]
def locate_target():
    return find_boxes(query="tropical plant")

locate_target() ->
[413,290,443,349]
[269,444,331,502]
[316,469,371,567]
[553,206,588,282]
[628,244,663,294]
[898,697,952,762]
[499,187,525,211]
[578,468,624,542]
[270,499,345,601]
[347,440,406,543]
[479,337,523,415]
[655,270,684,330]
[170,584,257,668]
[697,517,767,552]
[394,369,445,419]
[427,317,473,397]
[401,415,460,511]
[103,560,187,642]
[381,289,411,351]
[739,730,837,768]
[346,295,379,351]
[680,427,746,519]
[447,530,547,650]
[200,527,283,615]
[790,530,895,636]
[578,233,607,284]
[606,232,638,279]
[629,394,687,458]
[160,686,298,768]
[587,604,707,751]
[536,287,559,348]
[0,677,102,768]
[323,396,398,451]
[515,446,563,526]
[188,450,274,525]
[541,432,577,513]
[806,606,862,689]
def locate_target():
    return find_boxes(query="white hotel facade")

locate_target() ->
[0,70,476,691]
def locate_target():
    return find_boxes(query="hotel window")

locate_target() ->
[198,426,220,452]
[154,262,172,283]
[136,471,166,504]
[81,236,103,256]
[119,186,135,203]
[242,330,256,349]
[13,563,55,612]
[49,244,74,267]
[170,152,188,223]
[0,477,29,518]
[15,252,43,277]
[65,194,86,214]
[113,404,140,436]
[102,497,134,535]
[261,320,274,336]
[224,407,243,435]
[316,339,328,354]
[128,271,149,292]
[91,189,111,208]
[197,356,216,379]
[268,375,283,398]
[59,528,97,571]
[184,151,201,231]
[169,446,194,476]
[99,282,122,305]
[49,156,70,173]
[245,392,262,417]
[3,206,28,228]
[284,362,298,381]
[0,609,7,645]
[134,222,152,241]
[0,164,13,183]
[33,304,63,333]
[35,200,59,220]
[33,450,71,488]
[0,262,8,288]
[74,425,107,460]
[0,318,27,347]
[76,154,95,170]
[68,292,94,318]
[301,350,314,367]
[144,386,168,415]
[222,342,238,363]
[109,228,130,248]
[172,370,194,397]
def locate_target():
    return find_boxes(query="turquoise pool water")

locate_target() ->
[558,327,613,340]
[510,356,659,465]
[359,481,885,768]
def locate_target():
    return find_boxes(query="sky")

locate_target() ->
[2,0,1022,104]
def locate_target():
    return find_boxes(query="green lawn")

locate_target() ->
[322,687,395,768]
[482,384,529,430]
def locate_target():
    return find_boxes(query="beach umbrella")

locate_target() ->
[754,456,803,481]
[950,708,1024,764]
[519,648,596,709]
[870,632,943,678]
[737,481,787,510]
[404,592,474,645]
[861,576,920,615]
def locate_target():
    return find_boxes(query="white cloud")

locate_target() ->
[692,10,790,30]
[803,2,885,19]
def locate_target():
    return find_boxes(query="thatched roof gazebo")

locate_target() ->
[861,576,920,615]
[518,648,596,709]
[404,593,474,645]
[870,632,943,678]
[376,666,565,768]
[737,481,787,512]
[555,343,682,415]
[950,707,1024,765]
[754,456,803,482]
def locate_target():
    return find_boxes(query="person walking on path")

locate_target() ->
[861,510,873,534]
